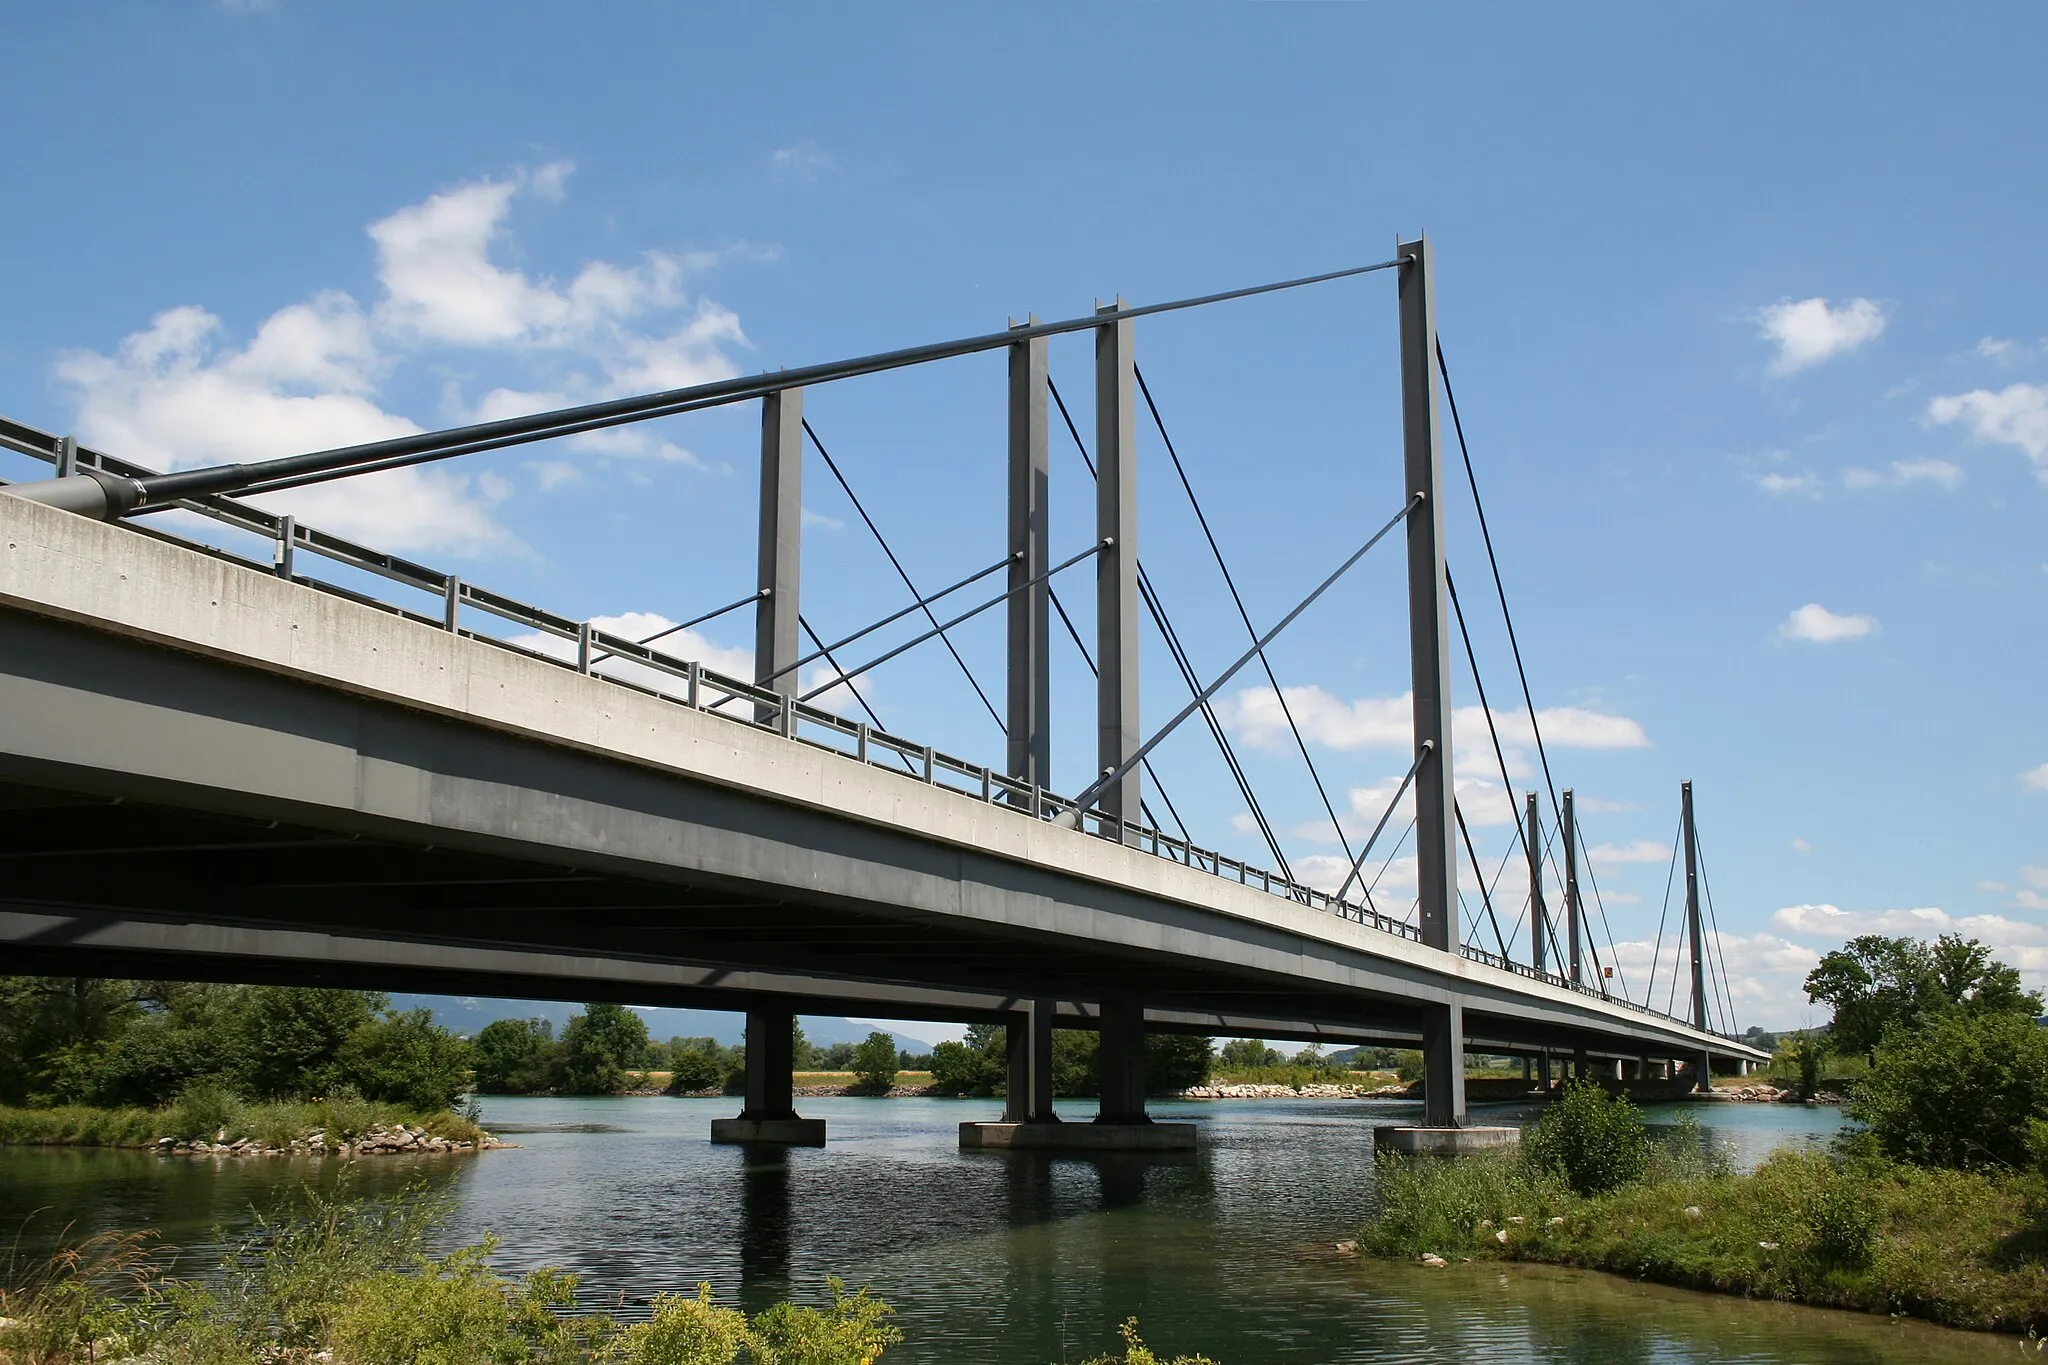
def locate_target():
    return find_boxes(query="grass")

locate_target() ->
[0,1101,484,1150]
[1362,1144,2048,1334]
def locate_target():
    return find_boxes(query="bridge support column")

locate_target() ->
[713,1008,825,1145]
[1095,299,1141,841]
[1008,322,1051,793]
[754,387,803,725]
[1375,234,1506,1156]
[965,1001,1193,1150]
[1003,1000,1059,1124]
[1096,998,1148,1125]
[1682,780,1714,1093]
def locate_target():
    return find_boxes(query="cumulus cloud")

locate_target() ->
[1928,383,2048,472]
[1779,603,1876,643]
[1841,458,1962,491]
[54,166,749,556]
[1756,471,1821,496]
[770,142,833,181]
[1756,297,1888,376]
[2026,762,2048,792]
[1219,686,1648,757]
[1588,839,1669,867]
[1771,903,1950,937]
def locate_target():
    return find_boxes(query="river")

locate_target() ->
[0,1094,1993,1363]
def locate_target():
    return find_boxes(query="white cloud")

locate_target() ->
[1790,837,1813,853]
[1841,458,1961,491]
[54,168,751,557]
[1756,471,1821,496]
[1219,686,1648,756]
[1977,337,2015,360]
[770,142,833,181]
[1575,795,1633,814]
[2025,867,2048,890]
[1771,903,1950,937]
[1779,603,1876,643]
[1756,297,1888,376]
[1928,383,2048,473]
[2027,763,2048,792]
[1588,839,1669,867]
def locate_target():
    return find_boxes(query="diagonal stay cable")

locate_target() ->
[795,539,1103,704]
[1645,808,1682,1014]
[798,615,916,775]
[1138,569,1297,883]
[1334,742,1430,903]
[1134,364,1361,880]
[1447,564,1563,966]
[1439,338,1631,997]
[1048,583,1194,849]
[1370,815,1416,908]
[1572,811,1624,999]
[1058,492,1419,824]
[591,588,764,667]
[1047,375,1292,877]
[1695,829,1740,1036]
[761,551,1011,685]
[801,420,1008,736]
[1456,800,1512,960]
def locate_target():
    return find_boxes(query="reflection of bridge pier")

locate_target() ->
[734,1143,794,1308]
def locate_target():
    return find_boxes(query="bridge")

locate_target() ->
[0,236,1765,1149]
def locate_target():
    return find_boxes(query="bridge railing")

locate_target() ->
[2,415,1760,1038]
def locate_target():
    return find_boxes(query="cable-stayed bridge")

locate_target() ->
[0,237,1765,1147]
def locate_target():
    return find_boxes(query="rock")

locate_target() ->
[1683,1206,1702,1219]
[1547,1217,1565,1227]
[1493,1229,1509,1244]
[1758,1241,1780,1250]
[1420,1253,1447,1268]
[1334,1239,1358,1255]
[1506,1216,1524,1225]
[1478,1219,1493,1229]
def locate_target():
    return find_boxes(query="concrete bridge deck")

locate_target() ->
[0,494,1762,1076]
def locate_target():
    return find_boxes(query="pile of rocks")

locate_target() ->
[1716,1083,1849,1105]
[1179,1082,1388,1100]
[153,1124,509,1158]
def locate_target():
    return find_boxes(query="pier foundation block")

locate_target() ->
[959,1121,1196,1152]
[1373,1126,1521,1156]
[713,1117,827,1146]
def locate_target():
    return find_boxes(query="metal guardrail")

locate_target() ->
[0,415,1740,1042]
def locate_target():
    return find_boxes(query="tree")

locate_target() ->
[470,1018,560,1094]
[850,1032,899,1092]
[929,1025,1005,1097]
[1216,1038,1283,1072]
[1051,1030,1099,1097]
[1851,1009,2048,1169]
[1806,933,2042,1060]
[335,1009,470,1111]
[1146,1035,1214,1093]
[231,987,385,1100]
[558,1003,652,1095]
[790,1019,819,1071]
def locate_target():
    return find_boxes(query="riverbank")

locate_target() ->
[0,1102,505,1156]
[1363,1144,2048,1334]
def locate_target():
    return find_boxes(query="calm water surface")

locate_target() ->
[0,1095,1998,1363]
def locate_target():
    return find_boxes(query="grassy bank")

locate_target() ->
[0,1098,484,1150]
[0,1180,1202,1364]
[1363,1143,2048,1333]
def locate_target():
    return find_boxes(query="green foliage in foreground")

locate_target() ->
[0,1180,904,1364]
[1362,1130,2048,1333]
[1851,1008,2048,1170]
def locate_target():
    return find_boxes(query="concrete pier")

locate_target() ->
[712,1008,825,1145]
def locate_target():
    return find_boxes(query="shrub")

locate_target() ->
[666,1046,725,1094]
[927,1039,1000,1097]
[604,1284,751,1364]
[1804,1171,1877,1268]
[746,1278,901,1365]
[317,1083,379,1141]
[1852,1008,2048,1169]
[1522,1079,1648,1195]
[1363,1151,1565,1257]
[850,1032,899,1092]
[336,1009,471,1111]
[167,1081,245,1141]
[325,1240,578,1365]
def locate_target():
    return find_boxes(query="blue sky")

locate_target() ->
[4,3,2045,1034]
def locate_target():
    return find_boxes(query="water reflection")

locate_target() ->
[0,1096,1993,1363]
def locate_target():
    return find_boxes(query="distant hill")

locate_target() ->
[390,994,932,1056]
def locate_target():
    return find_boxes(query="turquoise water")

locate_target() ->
[0,1095,1999,1363]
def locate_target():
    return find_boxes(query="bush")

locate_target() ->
[336,1008,471,1111]
[605,1284,752,1364]
[1071,1318,1217,1365]
[1852,1009,2048,1169]
[168,1081,245,1141]
[1522,1079,1649,1195]
[472,1018,561,1094]
[850,1032,898,1092]
[318,1084,379,1141]
[666,1046,725,1095]
[746,1278,901,1365]
[1362,1150,1566,1257]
